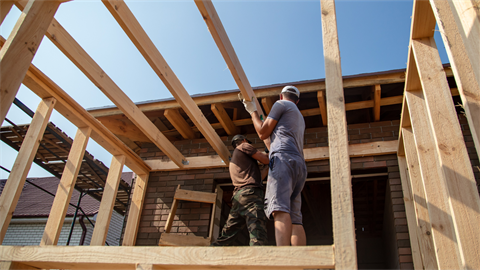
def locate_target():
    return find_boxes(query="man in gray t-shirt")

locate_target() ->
[241,85,307,246]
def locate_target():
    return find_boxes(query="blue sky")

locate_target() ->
[0,0,448,179]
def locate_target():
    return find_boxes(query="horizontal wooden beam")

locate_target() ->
[174,189,217,204]
[0,245,334,269]
[146,140,398,171]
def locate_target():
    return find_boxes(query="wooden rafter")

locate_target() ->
[102,0,230,166]
[14,0,187,169]
[211,103,240,135]
[164,109,196,140]
[0,0,14,24]
[373,84,381,121]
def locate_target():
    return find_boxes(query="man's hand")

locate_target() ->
[239,94,257,114]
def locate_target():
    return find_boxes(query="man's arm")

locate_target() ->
[251,150,269,165]
[252,111,277,141]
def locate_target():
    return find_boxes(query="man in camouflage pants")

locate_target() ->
[212,134,269,246]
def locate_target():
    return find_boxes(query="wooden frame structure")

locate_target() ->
[0,0,479,269]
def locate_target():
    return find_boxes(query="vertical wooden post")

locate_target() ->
[212,184,224,241]
[123,173,149,246]
[412,37,480,269]
[0,0,61,123]
[320,0,357,269]
[317,91,328,126]
[0,97,56,243]
[40,126,92,246]
[90,155,126,246]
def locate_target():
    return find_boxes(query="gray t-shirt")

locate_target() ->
[267,100,305,158]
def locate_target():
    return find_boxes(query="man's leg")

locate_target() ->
[291,224,306,246]
[244,189,268,246]
[272,211,292,246]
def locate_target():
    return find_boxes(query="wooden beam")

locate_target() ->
[194,0,266,120]
[212,185,223,241]
[373,84,381,121]
[158,233,211,247]
[412,37,480,268]
[321,0,356,268]
[400,127,437,269]
[405,88,459,268]
[261,97,275,115]
[14,1,187,169]
[211,103,240,135]
[0,1,14,25]
[0,261,38,270]
[40,126,92,246]
[146,140,398,171]
[102,0,230,166]
[0,245,335,269]
[122,173,149,246]
[164,109,196,140]
[411,0,437,39]
[317,91,328,125]
[0,97,56,243]
[431,0,480,159]
[164,199,178,234]
[90,155,126,246]
[174,189,217,204]
[0,0,61,124]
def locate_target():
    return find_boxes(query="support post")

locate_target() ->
[123,173,149,246]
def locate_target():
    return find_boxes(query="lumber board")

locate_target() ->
[174,189,217,204]
[211,103,240,135]
[212,185,223,241]
[317,91,328,125]
[14,0,186,169]
[0,98,56,243]
[0,0,14,25]
[146,140,398,171]
[208,189,217,238]
[0,245,335,269]
[102,0,230,166]
[0,0,61,124]
[158,233,211,246]
[373,85,381,121]
[410,0,436,39]
[123,173,149,246]
[164,198,178,234]
[90,155,126,246]
[164,109,196,140]
[431,0,480,158]
[41,126,92,246]
[400,127,438,269]
[405,88,460,269]
[320,0,357,268]
[412,37,480,268]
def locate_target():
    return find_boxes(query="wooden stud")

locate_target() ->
[102,0,230,166]
[211,103,240,135]
[320,0,357,268]
[0,0,61,124]
[208,189,218,239]
[0,245,335,269]
[373,84,381,121]
[13,1,186,169]
[261,97,275,115]
[430,0,480,158]
[412,37,480,268]
[0,1,14,25]
[122,174,149,246]
[90,155,126,246]
[0,97,56,243]
[317,90,328,126]
[164,109,196,140]
[164,200,178,234]
[400,127,437,269]
[40,126,92,246]
[212,185,223,241]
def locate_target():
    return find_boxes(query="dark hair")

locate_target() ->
[281,92,299,103]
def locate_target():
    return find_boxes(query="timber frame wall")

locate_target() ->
[0,0,479,269]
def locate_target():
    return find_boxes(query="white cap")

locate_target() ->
[281,85,300,98]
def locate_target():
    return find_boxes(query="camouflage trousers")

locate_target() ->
[212,187,268,246]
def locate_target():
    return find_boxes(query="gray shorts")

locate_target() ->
[264,153,307,225]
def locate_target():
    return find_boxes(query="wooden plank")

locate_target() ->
[0,0,61,124]
[412,37,480,269]
[0,1,14,25]
[90,155,126,246]
[211,103,239,135]
[317,90,328,125]
[164,198,178,234]
[158,233,211,247]
[0,245,335,269]
[41,126,92,246]
[164,109,196,140]
[411,0,436,39]
[400,128,437,269]
[174,189,217,204]
[102,0,230,166]
[261,97,275,115]
[212,185,223,241]
[405,88,461,269]
[373,84,381,121]
[431,0,480,158]
[14,0,186,169]
[208,189,217,238]
[122,173,149,246]
[320,0,357,269]
[146,140,398,171]
[0,97,56,243]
